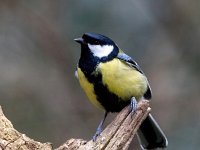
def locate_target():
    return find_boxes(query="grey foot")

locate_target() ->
[130,97,137,113]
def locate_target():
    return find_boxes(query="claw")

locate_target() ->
[92,111,108,142]
[130,97,137,113]
[92,127,102,141]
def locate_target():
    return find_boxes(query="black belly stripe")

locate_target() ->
[94,82,130,112]
[92,73,130,112]
[79,54,131,112]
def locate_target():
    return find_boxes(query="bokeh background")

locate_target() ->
[0,1,199,149]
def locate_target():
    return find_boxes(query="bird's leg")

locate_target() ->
[130,97,137,113]
[92,111,108,141]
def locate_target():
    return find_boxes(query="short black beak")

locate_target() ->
[74,37,85,44]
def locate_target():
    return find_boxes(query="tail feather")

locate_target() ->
[137,114,168,149]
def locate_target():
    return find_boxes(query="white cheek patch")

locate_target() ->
[88,44,114,58]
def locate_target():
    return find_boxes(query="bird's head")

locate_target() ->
[74,33,119,59]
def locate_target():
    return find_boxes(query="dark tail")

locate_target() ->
[137,114,168,149]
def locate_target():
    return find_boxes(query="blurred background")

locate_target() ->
[0,0,199,149]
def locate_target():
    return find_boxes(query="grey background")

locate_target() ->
[0,1,199,149]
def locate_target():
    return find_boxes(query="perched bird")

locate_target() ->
[74,33,168,149]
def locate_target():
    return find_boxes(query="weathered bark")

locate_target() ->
[0,100,150,150]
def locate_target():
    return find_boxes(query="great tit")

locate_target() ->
[74,33,168,149]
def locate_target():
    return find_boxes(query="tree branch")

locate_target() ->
[0,100,150,150]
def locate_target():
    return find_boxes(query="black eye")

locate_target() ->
[94,40,99,44]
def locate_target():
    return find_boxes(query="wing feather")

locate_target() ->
[117,52,152,99]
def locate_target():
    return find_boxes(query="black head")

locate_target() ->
[75,33,116,46]
[75,33,119,59]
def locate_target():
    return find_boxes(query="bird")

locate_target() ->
[74,33,168,149]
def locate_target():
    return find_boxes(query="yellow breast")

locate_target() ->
[77,58,148,110]
[77,68,103,109]
[98,58,148,101]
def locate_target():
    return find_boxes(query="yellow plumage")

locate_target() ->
[77,58,148,110]
[77,68,103,109]
[99,58,148,100]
